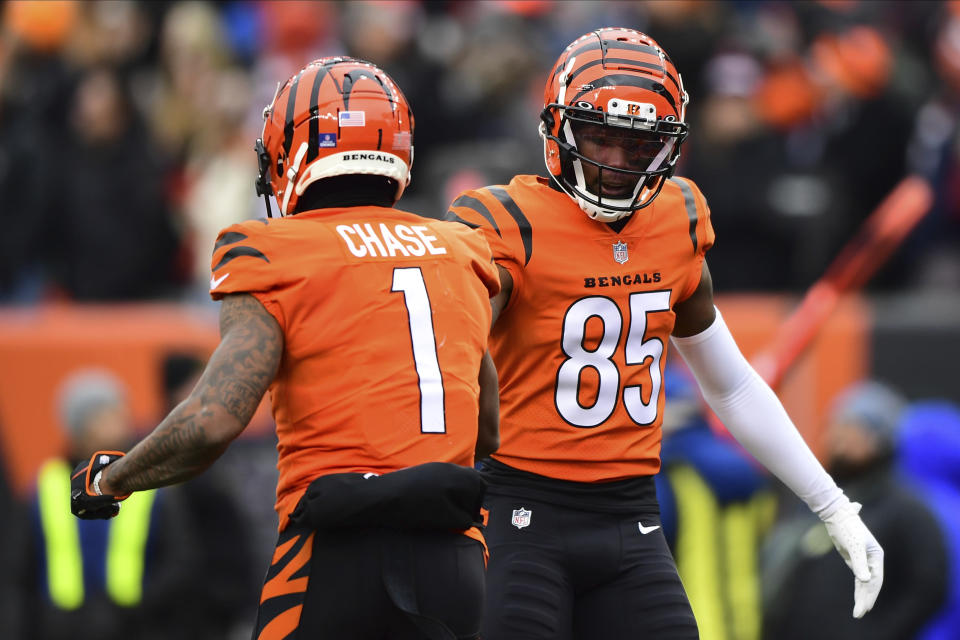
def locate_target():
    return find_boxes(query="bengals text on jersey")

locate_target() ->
[446,174,713,482]
[210,207,499,530]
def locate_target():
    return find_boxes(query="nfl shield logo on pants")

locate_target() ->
[511,507,532,529]
[613,241,629,264]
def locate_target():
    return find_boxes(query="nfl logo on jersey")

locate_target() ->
[612,241,629,264]
[511,507,532,529]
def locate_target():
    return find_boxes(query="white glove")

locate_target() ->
[819,498,885,618]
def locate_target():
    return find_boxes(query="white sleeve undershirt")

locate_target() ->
[670,308,845,516]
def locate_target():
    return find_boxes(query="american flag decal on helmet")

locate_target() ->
[339,111,366,127]
[613,241,629,264]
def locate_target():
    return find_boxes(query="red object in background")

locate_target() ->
[258,0,337,59]
[811,26,892,100]
[494,0,553,17]
[753,175,933,391]
[753,60,822,130]
[705,176,931,447]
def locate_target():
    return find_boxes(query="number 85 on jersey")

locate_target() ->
[555,290,671,429]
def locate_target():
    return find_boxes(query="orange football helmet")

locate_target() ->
[256,56,414,217]
[540,28,688,222]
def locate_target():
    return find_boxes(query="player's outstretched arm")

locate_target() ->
[98,293,283,495]
[670,261,884,618]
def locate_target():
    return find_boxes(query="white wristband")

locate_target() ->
[92,470,104,496]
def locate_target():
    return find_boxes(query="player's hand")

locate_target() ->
[71,451,129,520]
[820,499,884,618]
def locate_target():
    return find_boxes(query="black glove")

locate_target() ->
[71,451,128,520]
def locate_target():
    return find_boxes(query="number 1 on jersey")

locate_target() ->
[392,267,445,433]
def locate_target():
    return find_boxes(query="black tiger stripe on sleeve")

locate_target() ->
[447,194,502,237]
[447,186,533,269]
[213,246,271,271]
[669,177,699,254]
[443,212,481,229]
[213,232,249,253]
[487,186,533,266]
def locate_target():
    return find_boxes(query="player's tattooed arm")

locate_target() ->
[99,294,283,495]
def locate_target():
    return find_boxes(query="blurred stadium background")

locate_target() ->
[1,1,959,638]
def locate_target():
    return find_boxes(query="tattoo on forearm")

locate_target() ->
[209,294,283,422]
[107,294,283,492]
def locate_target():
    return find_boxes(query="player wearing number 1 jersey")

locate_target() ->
[70,58,499,640]
[446,28,884,640]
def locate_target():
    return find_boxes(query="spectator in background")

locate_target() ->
[0,61,57,302]
[0,0,956,299]
[655,366,774,640]
[48,67,183,300]
[399,3,547,217]
[148,2,260,297]
[685,3,923,291]
[898,401,960,640]
[682,46,795,290]
[763,380,948,640]
[178,65,258,298]
[903,2,960,290]
[0,1,189,302]
[24,369,199,640]
[159,352,261,638]
[0,0,76,302]
[338,0,451,211]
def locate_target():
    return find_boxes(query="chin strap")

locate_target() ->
[254,138,275,218]
[260,194,274,219]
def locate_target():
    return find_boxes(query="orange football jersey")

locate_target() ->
[209,207,499,530]
[447,175,714,482]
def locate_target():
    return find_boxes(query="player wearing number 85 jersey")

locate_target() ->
[446,28,884,640]
[70,57,499,640]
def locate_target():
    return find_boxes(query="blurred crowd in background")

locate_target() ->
[2,1,960,639]
[0,0,959,301]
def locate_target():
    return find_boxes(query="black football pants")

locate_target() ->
[482,494,699,640]
[252,524,486,639]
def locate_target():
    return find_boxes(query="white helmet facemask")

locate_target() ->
[542,96,684,223]
[563,119,676,222]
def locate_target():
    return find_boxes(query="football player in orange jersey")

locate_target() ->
[70,57,501,640]
[445,28,884,639]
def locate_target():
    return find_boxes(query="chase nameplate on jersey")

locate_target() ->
[336,223,447,258]
[612,241,629,264]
